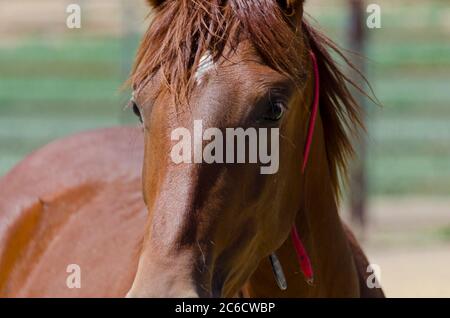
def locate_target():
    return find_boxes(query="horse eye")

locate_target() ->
[131,101,143,123]
[265,100,285,121]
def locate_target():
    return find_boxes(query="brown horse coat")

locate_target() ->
[0,128,383,297]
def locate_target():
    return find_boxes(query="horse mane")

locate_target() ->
[130,0,364,199]
[302,20,364,198]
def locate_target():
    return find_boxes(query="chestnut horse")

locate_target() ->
[0,0,384,298]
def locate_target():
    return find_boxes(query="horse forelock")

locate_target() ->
[130,0,305,102]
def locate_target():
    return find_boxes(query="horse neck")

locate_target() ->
[296,111,360,297]
[245,113,360,297]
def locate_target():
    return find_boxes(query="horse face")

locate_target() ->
[127,0,308,298]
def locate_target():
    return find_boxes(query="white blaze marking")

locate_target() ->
[195,52,214,84]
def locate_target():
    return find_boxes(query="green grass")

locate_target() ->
[0,39,122,63]
[1,5,450,196]
[0,37,137,176]
[435,226,450,242]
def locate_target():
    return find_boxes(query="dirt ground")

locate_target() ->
[366,244,450,298]
[0,0,148,44]
[345,197,450,298]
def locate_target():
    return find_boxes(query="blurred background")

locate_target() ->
[0,0,449,297]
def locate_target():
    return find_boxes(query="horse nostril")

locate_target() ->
[194,277,223,298]
[211,274,225,298]
[211,288,222,298]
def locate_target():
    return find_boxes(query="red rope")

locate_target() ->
[291,226,314,285]
[290,51,320,285]
[302,51,320,173]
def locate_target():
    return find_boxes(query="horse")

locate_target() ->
[0,0,384,298]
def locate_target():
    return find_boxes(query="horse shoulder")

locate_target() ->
[0,127,147,297]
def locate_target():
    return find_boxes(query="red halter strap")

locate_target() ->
[302,51,321,174]
[290,51,320,285]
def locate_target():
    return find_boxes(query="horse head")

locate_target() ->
[126,0,361,298]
